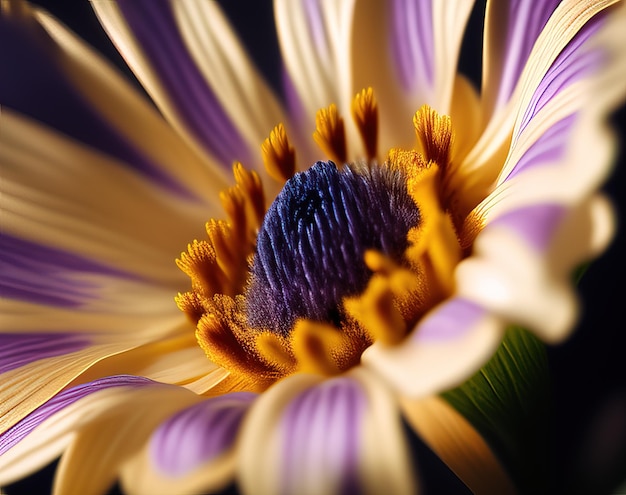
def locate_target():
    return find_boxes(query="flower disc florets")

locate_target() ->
[176,95,465,389]
[246,160,421,336]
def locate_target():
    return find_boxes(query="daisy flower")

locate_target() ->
[1,0,625,494]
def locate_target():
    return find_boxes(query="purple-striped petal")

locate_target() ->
[116,0,251,167]
[0,234,131,307]
[505,114,578,180]
[491,204,566,251]
[389,0,434,91]
[0,375,152,456]
[492,0,562,109]
[518,12,605,135]
[149,392,256,477]
[415,298,484,341]
[239,371,417,495]
[363,297,503,397]
[281,378,366,495]
[0,16,191,198]
[0,333,91,375]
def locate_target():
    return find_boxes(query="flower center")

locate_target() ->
[175,90,476,392]
[246,160,420,336]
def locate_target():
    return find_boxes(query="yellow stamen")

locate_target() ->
[313,103,347,164]
[256,332,297,373]
[404,164,461,300]
[351,87,378,160]
[176,240,223,296]
[220,187,248,243]
[195,296,280,392]
[345,251,420,345]
[344,277,406,345]
[459,209,486,251]
[174,291,206,325]
[413,105,453,171]
[291,319,345,375]
[232,162,266,230]
[261,123,296,184]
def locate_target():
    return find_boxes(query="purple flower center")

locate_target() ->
[245,160,420,335]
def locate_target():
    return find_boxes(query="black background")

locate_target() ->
[5,1,626,494]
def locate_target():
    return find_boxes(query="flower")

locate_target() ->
[1,0,625,494]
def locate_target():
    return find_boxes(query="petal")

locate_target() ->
[351,0,474,153]
[120,392,257,495]
[0,332,91,376]
[0,233,135,308]
[456,196,614,342]
[0,314,187,437]
[1,111,209,283]
[0,3,228,199]
[362,297,504,397]
[91,0,260,169]
[401,396,516,495]
[460,0,625,209]
[170,1,285,165]
[238,368,417,495]
[0,376,157,485]
[71,333,229,395]
[44,382,203,495]
[274,0,356,124]
[481,0,561,117]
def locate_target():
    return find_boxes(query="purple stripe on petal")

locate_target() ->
[0,375,152,455]
[304,0,329,55]
[282,378,366,495]
[495,0,561,108]
[518,12,605,134]
[0,234,132,307]
[492,204,566,251]
[0,17,194,198]
[415,298,484,341]
[506,114,577,180]
[389,0,434,91]
[118,0,251,168]
[0,333,91,374]
[150,392,256,476]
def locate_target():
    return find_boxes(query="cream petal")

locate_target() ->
[0,376,158,486]
[171,1,285,171]
[0,344,158,444]
[351,0,474,154]
[362,297,504,398]
[90,0,254,169]
[238,368,417,495]
[52,383,202,495]
[1,293,191,434]
[120,392,256,495]
[481,0,561,119]
[274,0,356,122]
[460,0,624,208]
[3,2,229,199]
[401,396,517,495]
[1,111,210,284]
[273,0,367,164]
[68,332,229,395]
[456,195,614,342]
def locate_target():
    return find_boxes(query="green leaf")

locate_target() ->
[441,326,551,494]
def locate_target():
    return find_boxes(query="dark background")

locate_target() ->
[5,1,626,494]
